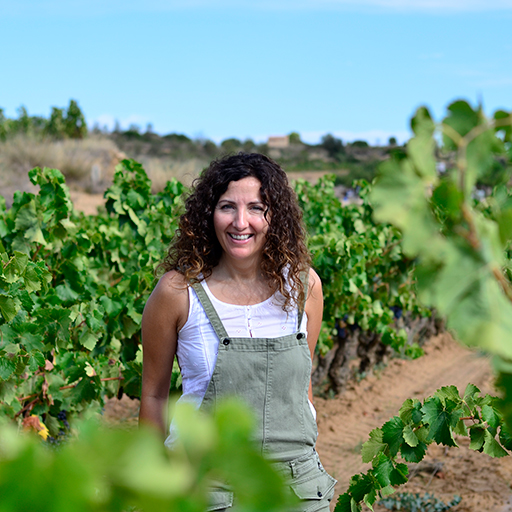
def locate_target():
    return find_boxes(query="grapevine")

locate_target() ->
[295,176,436,393]
[0,98,511,511]
[0,161,185,432]
[335,384,512,511]
[336,100,512,510]
[0,158,429,431]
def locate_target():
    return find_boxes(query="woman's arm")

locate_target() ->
[305,268,324,403]
[139,271,189,437]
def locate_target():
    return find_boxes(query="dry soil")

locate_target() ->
[103,333,512,511]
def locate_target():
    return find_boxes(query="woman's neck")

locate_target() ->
[207,257,272,305]
[213,255,264,283]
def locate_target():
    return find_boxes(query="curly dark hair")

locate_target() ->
[159,152,311,310]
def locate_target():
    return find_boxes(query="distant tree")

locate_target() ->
[91,122,102,135]
[113,120,121,133]
[388,136,397,146]
[45,107,66,139]
[123,126,142,139]
[351,140,369,148]
[16,106,31,134]
[128,124,140,134]
[320,133,345,160]
[288,132,302,144]
[64,100,87,139]
[242,139,256,152]
[203,139,218,157]
[31,116,47,133]
[0,108,6,140]
[145,123,153,134]
[164,133,192,143]
[221,138,242,154]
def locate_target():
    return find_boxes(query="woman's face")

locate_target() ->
[213,177,269,265]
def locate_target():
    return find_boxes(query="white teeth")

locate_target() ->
[230,234,251,240]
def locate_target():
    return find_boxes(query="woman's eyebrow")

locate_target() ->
[217,199,265,205]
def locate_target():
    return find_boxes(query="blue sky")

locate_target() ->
[1,1,511,145]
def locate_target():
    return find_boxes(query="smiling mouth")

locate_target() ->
[229,233,253,240]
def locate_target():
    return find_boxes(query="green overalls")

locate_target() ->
[191,282,337,512]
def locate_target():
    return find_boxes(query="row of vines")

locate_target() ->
[0,99,511,511]
[0,157,430,429]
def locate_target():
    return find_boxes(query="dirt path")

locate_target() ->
[69,191,105,215]
[314,333,512,511]
[105,333,512,510]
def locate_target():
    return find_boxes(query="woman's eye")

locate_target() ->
[219,204,234,210]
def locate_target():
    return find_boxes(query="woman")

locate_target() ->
[139,153,336,511]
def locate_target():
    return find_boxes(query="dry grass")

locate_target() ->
[136,156,205,192]
[0,135,206,207]
[0,135,125,192]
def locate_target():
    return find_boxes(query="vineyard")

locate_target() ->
[1,100,512,511]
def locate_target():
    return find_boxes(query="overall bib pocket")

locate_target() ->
[287,452,337,512]
[290,472,337,500]
[206,486,234,511]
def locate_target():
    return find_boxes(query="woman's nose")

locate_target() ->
[233,208,248,229]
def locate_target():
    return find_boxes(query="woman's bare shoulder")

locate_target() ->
[307,268,322,294]
[155,270,189,297]
[144,271,189,328]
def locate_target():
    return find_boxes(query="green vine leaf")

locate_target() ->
[372,453,394,487]
[400,439,427,463]
[399,398,423,425]
[361,429,386,464]
[381,416,405,456]
[482,404,501,430]
[483,430,509,458]
[0,356,16,380]
[0,294,19,323]
[421,397,460,447]
[390,462,409,486]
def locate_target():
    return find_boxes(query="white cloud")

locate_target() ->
[3,0,512,16]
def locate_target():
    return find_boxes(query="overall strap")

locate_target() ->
[297,270,309,331]
[191,282,229,341]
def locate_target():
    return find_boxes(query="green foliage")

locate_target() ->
[0,399,294,512]
[220,137,243,154]
[370,100,512,425]
[0,100,87,141]
[288,131,302,144]
[63,100,87,139]
[0,159,184,428]
[351,140,369,148]
[0,108,6,141]
[321,133,345,160]
[45,107,66,139]
[335,384,509,511]
[378,492,461,511]
[1,156,428,429]
[294,176,430,358]
[333,100,512,510]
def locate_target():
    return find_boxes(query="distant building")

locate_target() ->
[267,135,289,148]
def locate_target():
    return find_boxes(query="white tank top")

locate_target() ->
[165,281,312,448]
[175,280,308,400]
